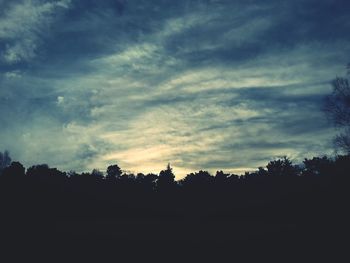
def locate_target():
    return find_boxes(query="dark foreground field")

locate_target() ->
[2,215,348,262]
[1,189,348,262]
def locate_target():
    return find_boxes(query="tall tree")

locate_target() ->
[324,63,350,153]
[106,164,122,181]
[157,163,176,190]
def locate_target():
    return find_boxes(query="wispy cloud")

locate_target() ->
[0,0,349,178]
[0,0,71,64]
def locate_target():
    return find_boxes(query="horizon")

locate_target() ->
[1,151,344,180]
[1,0,350,179]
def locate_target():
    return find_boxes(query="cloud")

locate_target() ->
[0,0,349,178]
[0,0,71,64]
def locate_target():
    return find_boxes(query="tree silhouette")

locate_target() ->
[2,161,25,181]
[215,170,230,184]
[91,169,104,180]
[136,173,158,191]
[266,157,297,177]
[106,164,122,181]
[26,164,66,183]
[324,64,350,153]
[26,164,51,179]
[256,167,268,177]
[302,156,333,177]
[334,154,350,178]
[182,170,213,188]
[157,163,176,190]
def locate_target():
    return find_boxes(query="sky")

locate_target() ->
[0,0,350,178]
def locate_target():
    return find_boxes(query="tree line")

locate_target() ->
[1,152,349,191]
[2,152,348,260]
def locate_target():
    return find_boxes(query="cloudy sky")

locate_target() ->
[0,0,349,177]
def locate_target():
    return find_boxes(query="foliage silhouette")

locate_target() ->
[302,156,333,177]
[157,163,176,191]
[180,170,213,190]
[106,164,122,181]
[2,161,25,178]
[266,157,298,177]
